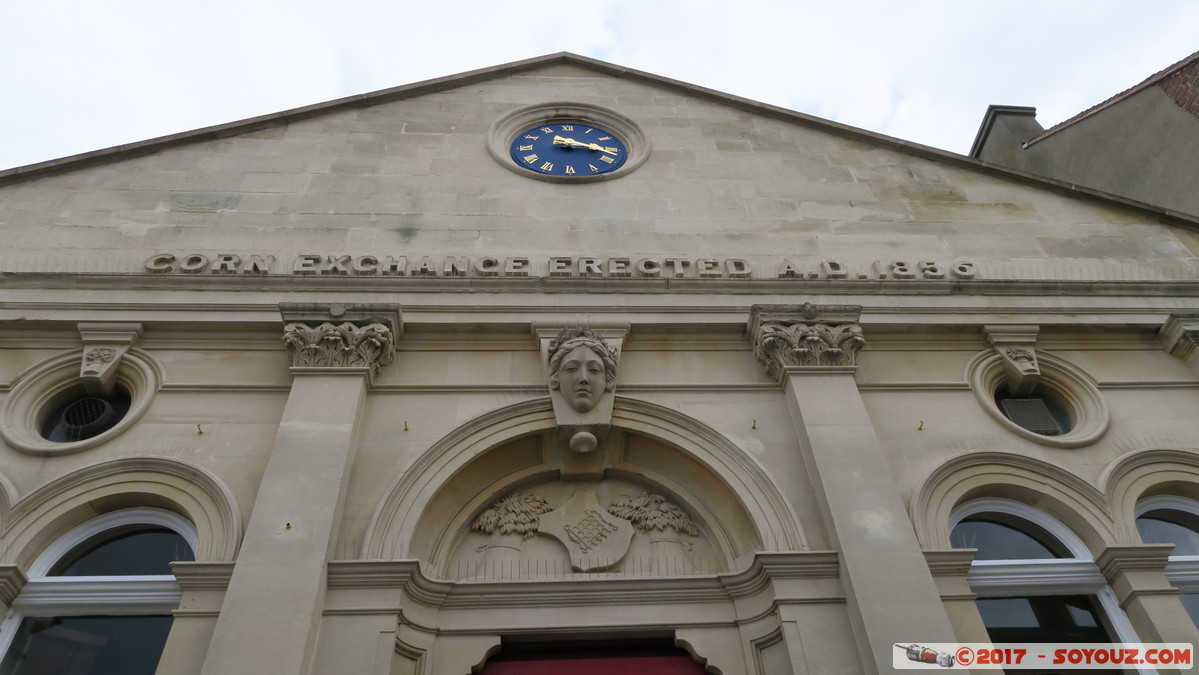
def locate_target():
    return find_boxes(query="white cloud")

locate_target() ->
[1,0,1196,169]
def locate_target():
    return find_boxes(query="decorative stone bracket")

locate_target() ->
[749,303,865,380]
[983,325,1040,395]
[280,303,400,381]
[1160,314,1199,362]
[78,323,144,395]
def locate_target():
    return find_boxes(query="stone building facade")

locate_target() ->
[1,53,1198,674]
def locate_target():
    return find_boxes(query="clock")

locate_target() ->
[509,121,628,177]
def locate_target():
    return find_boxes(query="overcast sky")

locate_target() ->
[2,1,1197,171]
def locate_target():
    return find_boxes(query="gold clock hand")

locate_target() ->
[554,135,619,155]
[552,135,587,148]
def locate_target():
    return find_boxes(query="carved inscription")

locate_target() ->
[144,253,979,280]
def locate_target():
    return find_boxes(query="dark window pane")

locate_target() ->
[950,518,1067,560]
[975,597,1039,628]
[1180,593,1199,628]
[976,595,1112,644]
[51,530,194,577]
[1136,512,1199,556]
[0,615,172,675]
[995,388,1071,435]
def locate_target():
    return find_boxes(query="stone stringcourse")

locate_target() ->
[282,322,396,375]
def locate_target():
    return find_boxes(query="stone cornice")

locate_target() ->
[0,565,28,606]
[923,549,977,577]
[749,304,865,379]
[1095,544,1175,579]
[170,561,236,590]
[326,551,840,611]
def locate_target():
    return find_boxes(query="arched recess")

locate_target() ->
[0,456,242,568]
[1101,447,1199,543]
[362,397,806,574]
[910,451,1116,555]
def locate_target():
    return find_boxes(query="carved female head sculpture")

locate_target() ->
[547,328,618,412]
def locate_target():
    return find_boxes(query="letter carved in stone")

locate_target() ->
[283,322,395,376]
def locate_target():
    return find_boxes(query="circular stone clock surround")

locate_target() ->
[487,102,651,183]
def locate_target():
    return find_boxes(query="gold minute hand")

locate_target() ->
[553,136,618,155]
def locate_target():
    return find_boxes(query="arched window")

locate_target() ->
[1135,495,1199,627]
[950,498,1139,645]
[0,509,197,675]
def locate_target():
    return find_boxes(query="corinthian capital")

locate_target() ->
[279,303,400,378]
[749,304,865,379]
[283,322,396,375]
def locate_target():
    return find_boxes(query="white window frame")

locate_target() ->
[951,498,1149,674]
[0,508,197,665]
[1134,495,1199,593]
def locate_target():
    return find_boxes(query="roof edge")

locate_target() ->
[968,104,1038,158]
[2,52,1198,229]
[1027,49,1199,147]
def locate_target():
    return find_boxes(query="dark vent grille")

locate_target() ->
[999,398,1063,436]
[63,398,111,428]
[40,389,130,443]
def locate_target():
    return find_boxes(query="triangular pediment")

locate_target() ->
[3,53,1199,285]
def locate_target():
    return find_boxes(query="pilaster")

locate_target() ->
[1096,544,1199,646]
[200,304,398,675]
[750,304,956,674]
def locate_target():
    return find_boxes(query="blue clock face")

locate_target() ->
[509,122,628,177]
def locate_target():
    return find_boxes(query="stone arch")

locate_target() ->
[362,397,806,573]
[1101,447,1199,543]
[0,456,242,568]
[909,451,1116,555]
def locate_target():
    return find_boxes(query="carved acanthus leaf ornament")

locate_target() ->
[753,321,866,378]
[283,322,395,375]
